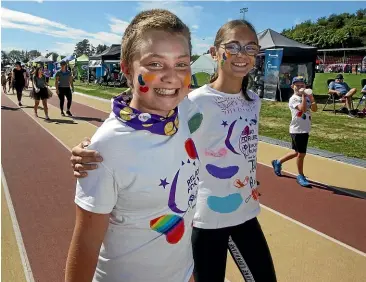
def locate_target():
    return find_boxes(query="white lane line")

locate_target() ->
[2,166,35,282]
[260,205,366,257]
[5,94,365,282]
[260,141,366,170]
[23,95,366,258]
[4,95,239,281]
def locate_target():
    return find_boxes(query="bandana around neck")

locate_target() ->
[112,92,179,136]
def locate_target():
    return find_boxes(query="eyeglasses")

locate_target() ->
[221,41,260,56]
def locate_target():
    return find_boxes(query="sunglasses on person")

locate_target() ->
[221,41,261,56]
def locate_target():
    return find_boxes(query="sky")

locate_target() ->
[1,1,365,56]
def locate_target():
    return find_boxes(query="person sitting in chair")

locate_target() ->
[328,74,357,116]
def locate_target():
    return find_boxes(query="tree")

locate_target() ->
[28,50,41,61]
[90,45,96,56]
[96,44,108,54]
[281,10,366,49]
[191,54,200,62]
[45,52,59,62]
[7,50,24,63]
[1,51,10,66]
[74,39,92,57]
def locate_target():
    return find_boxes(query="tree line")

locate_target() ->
[1,39,109,66]
[281,9,366,49]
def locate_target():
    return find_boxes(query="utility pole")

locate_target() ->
[240,8,248,21]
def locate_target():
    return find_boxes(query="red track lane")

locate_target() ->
[47,95,108,127]
[1,92,365,282]
[55,94,366,253]
[2,94,76,282]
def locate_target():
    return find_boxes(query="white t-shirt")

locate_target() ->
[75,98,200,282]
[289,94,312,134]
[188,85,261,229]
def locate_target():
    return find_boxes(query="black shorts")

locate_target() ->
[290,133,309,154]
[34,87,49,101]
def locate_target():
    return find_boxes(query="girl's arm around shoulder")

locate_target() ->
[65,206,109,282]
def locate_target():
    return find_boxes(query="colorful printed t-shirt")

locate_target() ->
[75,97,200,282]
[289,94,312,134]
[188,85,261,229]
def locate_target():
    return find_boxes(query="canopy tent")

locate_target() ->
[90,44,121,61]
[71,54,89,79]
[62,54,76,62]
[190,54,217,75]
[257,29,317,100]
[56,55,65,62]
[32,56,53,63]
[258,29,317,60]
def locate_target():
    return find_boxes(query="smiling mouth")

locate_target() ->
[232,62,248,67]
[154,88,179,97]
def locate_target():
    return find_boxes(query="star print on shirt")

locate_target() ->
[221,121,228,127]
[159,178,170,189]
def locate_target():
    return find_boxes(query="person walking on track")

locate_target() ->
[1,71,7,94]
[31,67,50,120]
[12,62,26,106]
[272,76,318,187]
[55,61,74,117]
[70,19,277,282]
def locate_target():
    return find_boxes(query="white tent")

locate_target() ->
[190,54,217,75]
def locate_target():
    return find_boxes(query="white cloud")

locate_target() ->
[1,7,127,55]
[227,18,233,22]
[108,17,129,35]
[191,25,199,30]
[192,35,212,55]
[52,42,77,56]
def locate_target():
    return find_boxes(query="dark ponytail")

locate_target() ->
[241,75,253,101]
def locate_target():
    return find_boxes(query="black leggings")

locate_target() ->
[14,84,24,102]
[192,217,277,282]
[58,87,72,112]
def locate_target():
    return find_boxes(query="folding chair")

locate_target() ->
[322,79,339,114]
[355,78,366,110]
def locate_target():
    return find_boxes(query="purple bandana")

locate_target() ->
[112,93,179,136]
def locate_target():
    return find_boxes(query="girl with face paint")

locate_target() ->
[70,20,277,282]
[65,9,197,282]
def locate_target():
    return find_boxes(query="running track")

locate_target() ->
[2,91,366,282]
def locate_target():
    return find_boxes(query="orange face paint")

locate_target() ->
[143,73,156,83]
[183,73,191,88]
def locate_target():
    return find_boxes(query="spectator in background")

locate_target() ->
[2,71,7,94]
[12,62,26,106]
[7,72,13,93]
[328,74,357,117]
[55,61,74,117]
[43,65,51,84]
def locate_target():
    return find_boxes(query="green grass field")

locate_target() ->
[55,72,366,160]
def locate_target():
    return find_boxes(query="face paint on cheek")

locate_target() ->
[221,52,230,67]
[138,74,145,86]
[183,73,191,88]
[138,73,157,93]
[143,73,156,83]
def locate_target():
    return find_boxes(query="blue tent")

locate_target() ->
[61,55,75,62]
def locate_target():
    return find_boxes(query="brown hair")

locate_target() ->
[121,9,191,88]
[210,20,257,101]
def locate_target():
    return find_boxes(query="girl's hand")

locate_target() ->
[71,138,103,178]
